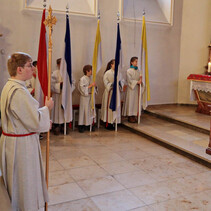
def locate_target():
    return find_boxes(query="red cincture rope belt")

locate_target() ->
[2,131,36,137]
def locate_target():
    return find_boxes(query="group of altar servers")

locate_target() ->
[50,56,143,134]
[0,52,143,211]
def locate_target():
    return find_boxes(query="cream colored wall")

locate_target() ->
[177,0,211,104]
[0,0,183,105]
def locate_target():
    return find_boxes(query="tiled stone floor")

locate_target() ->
[40,127,211,211]
[123,106,211,163]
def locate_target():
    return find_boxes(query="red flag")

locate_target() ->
[35,9,48,106]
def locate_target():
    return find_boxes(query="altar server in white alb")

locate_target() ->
[78,65,96,133]
[0,52,54,211]
[51,58,65,135]
[123,56,142,123]
[101,59,123,130]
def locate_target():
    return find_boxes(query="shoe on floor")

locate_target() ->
[105,123,115,130]
[53,126,60,135]
[128,116,136,123]
[78,125,85,133]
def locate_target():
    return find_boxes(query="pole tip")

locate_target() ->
[98,11,100,19]
[117,11,120,21]
[43,0,46,8]
[66,3,69,14]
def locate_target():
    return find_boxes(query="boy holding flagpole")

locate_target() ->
[78,65,96,133]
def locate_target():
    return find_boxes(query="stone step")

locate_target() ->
[145,110,210,135]
[122,113,211,168]
[145,105,210,135]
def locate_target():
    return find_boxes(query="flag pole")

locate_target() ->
[90,11,101,132]
[64,4,70,136]
[44,6,57,211]
[138,10,145,125]
[115,11,120,132]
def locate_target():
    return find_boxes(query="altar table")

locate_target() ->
[187,74,211,115]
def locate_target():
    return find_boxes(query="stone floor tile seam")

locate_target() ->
[48,183,89,206]
[89,189,148,210]
[103,168,142,178]
[48,170,76,187]
[67,165,112,182]
[48,196,93,209]
[60,162,98,170]
[74,175,126,197]
[127,205,153,211]
[128,183,184,205]
[77,185,126,198]
[126,188,155,205]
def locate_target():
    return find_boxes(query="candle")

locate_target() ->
[208,62,211,73]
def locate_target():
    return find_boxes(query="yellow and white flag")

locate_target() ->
[91,19,102,114]
[141,15,150,110]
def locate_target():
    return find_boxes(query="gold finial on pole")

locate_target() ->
[44,5,57,211]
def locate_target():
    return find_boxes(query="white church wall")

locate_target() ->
[178,0,211,104]
[0,0,183,105]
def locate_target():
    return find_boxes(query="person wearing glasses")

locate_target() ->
[0,52,54,211]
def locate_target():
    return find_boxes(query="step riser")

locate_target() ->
[122,124,211,169]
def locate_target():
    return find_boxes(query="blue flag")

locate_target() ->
[65,14,72,84]
[60,14,74,123]
[110,23,121,111]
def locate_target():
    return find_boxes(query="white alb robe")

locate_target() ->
[0,79,50,211]
[123,68,142,116]
[25,75,36,94]
[51,69,64,124]
[101,69,121,124]
[78,75,93,126]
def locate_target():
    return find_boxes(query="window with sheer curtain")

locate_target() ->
[25,0,97,17]
[121,0,174,25]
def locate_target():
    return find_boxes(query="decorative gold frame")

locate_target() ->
[24,0,97,17]
[119,0,174,26]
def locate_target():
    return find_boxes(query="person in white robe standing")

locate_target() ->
[101,59,123,130]
[78,65,96,133]
[0,52,54,211]
[123,57,142,123]
[51,58,65,135]
[25,61,44,140]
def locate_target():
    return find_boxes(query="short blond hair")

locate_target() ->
[7,52,32,76]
